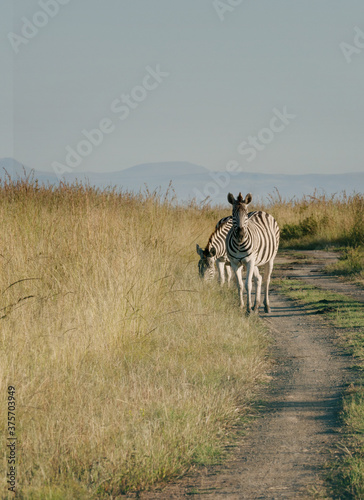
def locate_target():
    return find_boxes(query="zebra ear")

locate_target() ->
[196,244,204,257]
[209,247,216,257]
[227,193,235,205]
[245,193,252,205]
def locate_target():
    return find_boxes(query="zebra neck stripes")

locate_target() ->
[196,216,233,283]
[227,211,279,266]
[206,216,232,259]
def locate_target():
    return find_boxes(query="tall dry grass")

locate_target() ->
[0,177,268,499]
[257,189,364,248]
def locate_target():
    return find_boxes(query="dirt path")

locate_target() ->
[135,251,359,499]
[279,250,364,303]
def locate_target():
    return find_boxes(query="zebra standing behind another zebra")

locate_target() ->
[226,192,280,314]
[196,216,233,285]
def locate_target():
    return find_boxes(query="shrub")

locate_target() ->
[281,215,319,241]
[325,247,364,281]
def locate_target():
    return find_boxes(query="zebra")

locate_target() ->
[226,192,280,314]
[196,216,233,285]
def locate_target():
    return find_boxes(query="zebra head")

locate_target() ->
[227,192,252,244]
[196,244,217,281]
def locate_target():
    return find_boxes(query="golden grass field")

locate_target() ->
[0,176,362,498]
[0,179,270,499]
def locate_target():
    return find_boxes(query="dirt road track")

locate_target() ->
[279,250,364,304]
[135,251,361,499]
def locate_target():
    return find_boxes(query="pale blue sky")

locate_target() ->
[1,0,364,175]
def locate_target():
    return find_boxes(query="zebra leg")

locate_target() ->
[216,260,225,286]
[232,263,244,309]
[225,263,232,286]
[244,262,256,314]
[252,267,262,312]
[263,259,274,313]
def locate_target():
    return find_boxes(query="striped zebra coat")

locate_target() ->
[196,216,233,285]
[226,192,280,314]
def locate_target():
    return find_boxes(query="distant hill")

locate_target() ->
[121,161,208,177]
[1,157,363,205]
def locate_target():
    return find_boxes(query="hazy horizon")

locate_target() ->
[2,156,364,177]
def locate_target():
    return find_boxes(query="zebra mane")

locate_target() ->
[206,218,230,252]
[205,230,216,253]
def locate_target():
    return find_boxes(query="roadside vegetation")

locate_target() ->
[325,247,364,284]
[276,278,364,498]
[0,175,269,499]
[262,190,363,248]
[256,190,364,283]
[265,189,364,498]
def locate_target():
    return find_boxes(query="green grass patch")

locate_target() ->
[325,247,364,284]
[275,279,364,346]
[328,383,364,499]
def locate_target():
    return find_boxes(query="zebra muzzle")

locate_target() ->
[237,227,244,241]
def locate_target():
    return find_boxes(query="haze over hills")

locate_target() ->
[1,157,363,205]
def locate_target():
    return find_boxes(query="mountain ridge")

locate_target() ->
[1,158,363,204]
